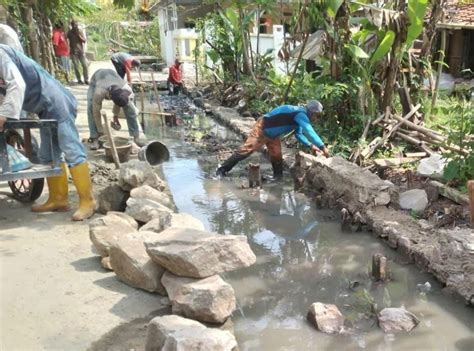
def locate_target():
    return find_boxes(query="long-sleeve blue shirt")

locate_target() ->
[262,105,324,148]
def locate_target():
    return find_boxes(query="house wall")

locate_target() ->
[249,25,287,74]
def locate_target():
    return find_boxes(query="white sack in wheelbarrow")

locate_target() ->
[5,144,31,172]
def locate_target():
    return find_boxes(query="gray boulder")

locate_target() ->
[89,212,138,257]
[97,183,129,214]
[307,303,344,334]
[399,189,428,212]
[145,315,237,351]
[130,185,172,208]
[140,213,205,234]
[378,307,420,333]
[125,197,173,224]
[162,271,236,324]
[118,160,166,191]
[109,234,166,294]
[145,228,256,278]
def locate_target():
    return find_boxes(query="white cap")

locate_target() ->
[306,100,323,113]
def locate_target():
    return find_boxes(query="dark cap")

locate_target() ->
[109,85,131,107]
[132,59,141,67]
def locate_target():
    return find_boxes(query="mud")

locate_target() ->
[89,160,119,186]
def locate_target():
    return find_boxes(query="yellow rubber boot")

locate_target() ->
[32,163,70,212]
[69,162,96,221]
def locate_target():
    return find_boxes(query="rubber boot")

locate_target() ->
[32,163,70,212]
[69,162,96,221]
[216,153,249,177]
[271,159,284,180]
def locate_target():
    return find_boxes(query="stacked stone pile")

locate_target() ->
[89,160,256,350]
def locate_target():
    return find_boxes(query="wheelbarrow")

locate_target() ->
[0,120,62,202]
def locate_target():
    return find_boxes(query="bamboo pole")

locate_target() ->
[396,131,435,155]
[363,104,421,159]
[101,110,120,168]
[391,114,445,140]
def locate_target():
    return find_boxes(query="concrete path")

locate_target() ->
[0,62,168,350]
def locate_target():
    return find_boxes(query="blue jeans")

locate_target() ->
[39,117,87,167]
[87,91,140,139]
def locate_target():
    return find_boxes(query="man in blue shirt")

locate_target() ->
[216,100,330,178]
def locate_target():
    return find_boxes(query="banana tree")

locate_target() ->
[348,0,428,111]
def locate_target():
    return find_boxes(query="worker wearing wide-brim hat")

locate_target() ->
[0,44,95,221]
[216,100,330,178]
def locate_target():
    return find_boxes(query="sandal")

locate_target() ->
[110,120,122,131]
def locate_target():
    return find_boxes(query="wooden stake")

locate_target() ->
[101,110,120,169]
[372,254,387,281]
[248,163,261,188]
[150,71,162,113]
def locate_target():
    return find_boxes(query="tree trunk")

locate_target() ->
[239,8,256,81]
[382,33,402,111]
[21,5,40,61]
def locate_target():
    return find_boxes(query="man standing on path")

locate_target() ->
[67,20,88,84]
[87,68,145,150]
[110,52,141,83]
[0,44,96,221]
[216,100,330,179]
[167,58,183,95]
[52,22,71,82]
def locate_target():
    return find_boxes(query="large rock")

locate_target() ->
[294,153,398,211]
[130,185,172,208]
[145,315,237,351]
[145,228,256,278]
[399,189,428,212]
[89,212,138,257]
[97,184,129,214]
[378,307,420,333]
[119,160,166,191]
[307,303,344,334]
[109,234,166,294]
[125,197,173,224]
[162,271,236,324]
[140,213,205,233]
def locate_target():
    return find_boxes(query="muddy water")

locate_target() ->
[144,114,474,351]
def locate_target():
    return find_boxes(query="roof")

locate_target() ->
[290,30,326,61]
[439,0,474,28]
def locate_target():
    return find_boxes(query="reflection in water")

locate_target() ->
[145,117,474,351]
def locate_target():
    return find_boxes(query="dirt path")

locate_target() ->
[0,62,169,350]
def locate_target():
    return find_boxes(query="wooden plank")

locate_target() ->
[373,157,419,168]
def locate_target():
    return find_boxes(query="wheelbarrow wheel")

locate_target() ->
[6,129,45,202]
[8,178,44,202]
